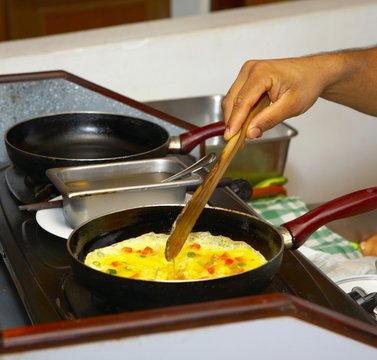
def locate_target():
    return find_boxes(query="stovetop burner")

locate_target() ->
[5,166,59,204]
[0,160,376,327]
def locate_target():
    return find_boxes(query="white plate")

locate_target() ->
[35,194,197,239]
[336,275,377,294]
[36,197,73,239]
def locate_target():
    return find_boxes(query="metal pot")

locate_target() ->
[5,112,224,181]
[67,186,377,309]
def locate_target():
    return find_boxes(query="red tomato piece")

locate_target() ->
[220,252,230,260]
[204,263,215,274]
[140,246,153,255]
[225,258,234,265]
[190,243,201,250]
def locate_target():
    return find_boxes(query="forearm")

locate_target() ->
[223,45,377,141]
[320,46,377,116]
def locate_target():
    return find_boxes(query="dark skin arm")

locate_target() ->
[223,46,377,140]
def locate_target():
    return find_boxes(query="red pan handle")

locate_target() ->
[282,187,377,249]
[178,122,225,153]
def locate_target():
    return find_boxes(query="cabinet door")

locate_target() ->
[0,0,7,40]
[6,0,170,40]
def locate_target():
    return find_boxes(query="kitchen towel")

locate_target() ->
[250,196,377,280]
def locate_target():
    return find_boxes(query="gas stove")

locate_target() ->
[0,159,376,328]
[1,71,377,353]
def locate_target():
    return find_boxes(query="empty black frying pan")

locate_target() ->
[67,186,377,310]
[5,112,225,181]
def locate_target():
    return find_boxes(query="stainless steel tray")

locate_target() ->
[147,95,298,184]
[46,156,202,228]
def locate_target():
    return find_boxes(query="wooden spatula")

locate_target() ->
[165,94,270,261]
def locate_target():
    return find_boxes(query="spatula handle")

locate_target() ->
[165,94,270,261]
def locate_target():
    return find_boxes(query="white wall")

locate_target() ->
[171,0,210,17]
[0,0,376,203]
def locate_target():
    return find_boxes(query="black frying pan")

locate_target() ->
[5,112,225,181]
[67,186,377,310]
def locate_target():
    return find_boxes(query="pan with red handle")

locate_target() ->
[67,186,377,310]
[5,112,225,181]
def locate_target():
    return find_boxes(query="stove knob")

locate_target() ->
[358,292,377,315]
[229,178,252,202]
[348,286,367,301]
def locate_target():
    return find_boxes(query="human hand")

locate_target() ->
[222,56,328,140]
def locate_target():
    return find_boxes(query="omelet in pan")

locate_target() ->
[84,231,267,281]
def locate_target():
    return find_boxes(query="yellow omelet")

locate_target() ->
[84,231,267,281]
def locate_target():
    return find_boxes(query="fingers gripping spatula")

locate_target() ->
[165,94,270,261]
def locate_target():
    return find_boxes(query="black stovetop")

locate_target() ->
[0,160,376,328]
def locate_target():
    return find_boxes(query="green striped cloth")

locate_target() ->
[249,196,362,260]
